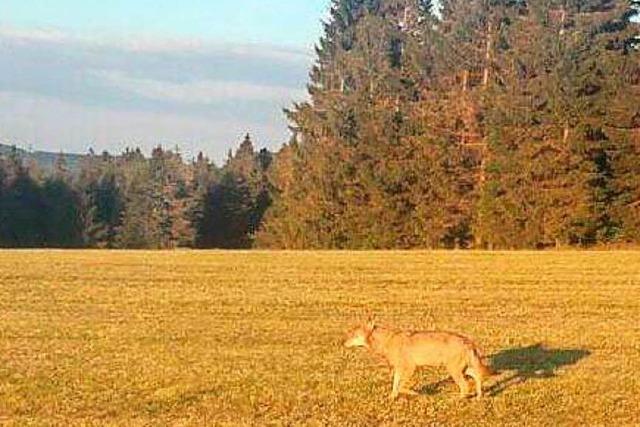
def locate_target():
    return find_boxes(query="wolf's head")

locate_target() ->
[344,318,376,348]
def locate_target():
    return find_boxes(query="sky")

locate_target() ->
[0,1,330,162]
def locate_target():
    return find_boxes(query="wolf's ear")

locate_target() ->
[365,316,376,331]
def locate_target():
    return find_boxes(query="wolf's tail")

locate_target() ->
[469,346,497,378]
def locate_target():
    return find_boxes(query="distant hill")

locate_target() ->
[0,143,85,174]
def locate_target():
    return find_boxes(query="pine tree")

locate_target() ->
[41,153,84,247]
[0,155,8,245]
[196,135,272,248]
[196,171,253,249]
[116,148,162,249]
[0,159,46,247]
[189,152,218,245]
[79,151,123,248]
[264,0,449,248]
[256,141,304,248]
[454,0,639,248]
[608,1,640,241]
[148,146,196,248]
[252,148,274,237]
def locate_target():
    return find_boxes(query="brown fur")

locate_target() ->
[344,319,495,400]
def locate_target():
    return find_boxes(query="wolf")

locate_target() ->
[344,318,495,400]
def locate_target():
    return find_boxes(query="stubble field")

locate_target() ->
[0,250,639,426]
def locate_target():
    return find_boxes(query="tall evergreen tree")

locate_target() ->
[608,1,640,241]
[0,155,9,245]
[0,161,46,247]
[116,149,162,249]
[40,153,84,247]
[264,0,453,248]
[441,0,639,248]
[196,135,271,248]
[196,171,253,249]
[149,146,196,248]
[79,151,124,248]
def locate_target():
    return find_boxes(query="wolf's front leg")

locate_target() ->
[399,365,417,396]
[390,369,401,400]
[391,366,417,399]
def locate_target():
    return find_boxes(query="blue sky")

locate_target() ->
[0,1,329,47]
[0,1,331,162]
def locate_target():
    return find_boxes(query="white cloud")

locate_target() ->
[93,70,307,104]
[0,25,312,63]
[0,26,70,43]
[0,91,287,162]
[0,26,312,160]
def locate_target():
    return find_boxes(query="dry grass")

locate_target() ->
[0,250,639,426]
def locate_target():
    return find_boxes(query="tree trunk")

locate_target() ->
[483,22,493,87]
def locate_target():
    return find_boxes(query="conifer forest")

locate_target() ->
[1,0,639,249]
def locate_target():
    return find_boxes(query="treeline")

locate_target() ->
[1,0,639,250]
[0,136,271,248]
[258,0,640,249]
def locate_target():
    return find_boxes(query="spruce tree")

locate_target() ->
[0,161,46,247]
[41,153,84,247]
[265,0,449,248]
[116,149,162,249]
[608,2,640,241]
[79,151,123,248]
[196,171,253,249]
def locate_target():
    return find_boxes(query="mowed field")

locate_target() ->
[0,251,639,426]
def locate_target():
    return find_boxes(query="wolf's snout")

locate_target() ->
[343,337,356,348]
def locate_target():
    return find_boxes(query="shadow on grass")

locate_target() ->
[415,343,590,397]
[144,387,220,414]
[418,377,456,396]
[486,343,591,396]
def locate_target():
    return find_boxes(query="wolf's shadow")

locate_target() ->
[486,343,590,396]
[417,343,590,396]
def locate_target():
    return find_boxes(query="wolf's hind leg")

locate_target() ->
[448,365,471,398]
[466,368,483,399]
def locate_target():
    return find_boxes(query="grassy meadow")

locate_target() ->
[0,250,639,426]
